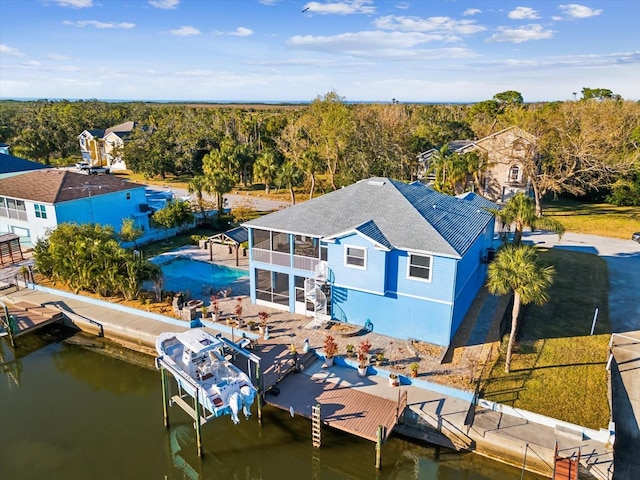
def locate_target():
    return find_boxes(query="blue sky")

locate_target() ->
[0,0,637,103]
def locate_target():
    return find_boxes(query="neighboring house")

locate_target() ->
[0,152,50,180]
[418,126,536,203]
[243,178,496,347]
[0,169,151,247]
[78,121,135,171]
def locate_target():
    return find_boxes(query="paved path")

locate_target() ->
[523,231,640,479]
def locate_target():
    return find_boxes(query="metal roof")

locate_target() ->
[210,226,248,245]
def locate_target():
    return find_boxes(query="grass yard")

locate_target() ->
[544,197,640,239]
[140,227,220,258]
[480,248,611,430]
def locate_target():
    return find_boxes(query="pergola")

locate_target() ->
[208,226,248,266]
[0,233,23,266]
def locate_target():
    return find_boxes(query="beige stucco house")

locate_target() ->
[418,126,535,203]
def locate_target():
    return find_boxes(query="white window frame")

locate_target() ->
[509,165,520,183]
[407,253,432,283]
[34,203,47,219]
[344,245,367,270]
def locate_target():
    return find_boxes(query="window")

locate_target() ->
[251,229,271,250]
[34,204,47,219]
[509,165,520,183]
[255,269,290,306]
[408,254,432,281]
[345,246,366,268]
[0,197,27,220]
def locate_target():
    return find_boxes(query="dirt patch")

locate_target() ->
[410,340,445,358]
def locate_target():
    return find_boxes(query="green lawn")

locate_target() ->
[140,227,219,258]
[480,248,611,429]
[544,197,640,239]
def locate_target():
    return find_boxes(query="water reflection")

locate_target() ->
[0,326,543,480]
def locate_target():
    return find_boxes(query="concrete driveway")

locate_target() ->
[523,231,640,479]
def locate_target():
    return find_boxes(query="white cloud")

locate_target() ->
[288,31,476,59]
[487,24,554,43]
[63,20,135,29]
[396,2,410,10]
[47,53,71,61]
[464,8,482,16]
[22,60,42,67]
[169,26,200,36]
[303,1,375,15]
[52,0,93,7]
[229,27,253,37]
[374,15,486,35]
[508,7,539,20]
[558,4,602,19]
[0,44,25,56]
[149,0,180,9]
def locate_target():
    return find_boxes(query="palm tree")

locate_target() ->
[253,149,279,194]
[276,161,303,205]
[494,193,565,245]
[188,174,213,223]
[486,245,555,373]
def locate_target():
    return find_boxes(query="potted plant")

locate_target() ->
[323,334,338,367]
[410,362,419,378]
[375,351,385,366]
[388,373,399,387]
[356,339,372,377]
[209,294,220,321]
[247,320,256,331]
[200,305,208,319]
[345,343,355,358]
[258,311,269,336]
[234,297,243,321]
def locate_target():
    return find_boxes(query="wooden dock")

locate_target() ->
[1,300,64,346]
[264,369,404,443]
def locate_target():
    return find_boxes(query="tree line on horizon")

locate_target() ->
[1,88,639,208]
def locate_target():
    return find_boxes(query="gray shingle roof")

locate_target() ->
[244,178,495,258]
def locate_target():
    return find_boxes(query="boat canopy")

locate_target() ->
[176,329,223,355]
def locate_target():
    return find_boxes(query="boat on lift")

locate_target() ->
[155,328,256,424]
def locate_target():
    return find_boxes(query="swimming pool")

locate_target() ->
[156,257,249,300]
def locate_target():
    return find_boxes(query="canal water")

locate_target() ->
[0,327,544,480]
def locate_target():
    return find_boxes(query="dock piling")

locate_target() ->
[375,425,385,469]
[160,367,170,428]
[194,392,203,457]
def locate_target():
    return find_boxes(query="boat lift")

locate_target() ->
[157,333,263,457]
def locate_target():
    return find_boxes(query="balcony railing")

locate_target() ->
[252,248,320,272]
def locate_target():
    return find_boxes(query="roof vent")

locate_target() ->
[368,180,385,186]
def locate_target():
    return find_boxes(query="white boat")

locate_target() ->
[156,328,257,424]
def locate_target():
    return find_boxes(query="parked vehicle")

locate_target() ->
[632,232,640,243]
[88,166,110,175]
[75,161,90,170]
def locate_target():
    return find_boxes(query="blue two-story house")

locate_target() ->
[244,178,496,347]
